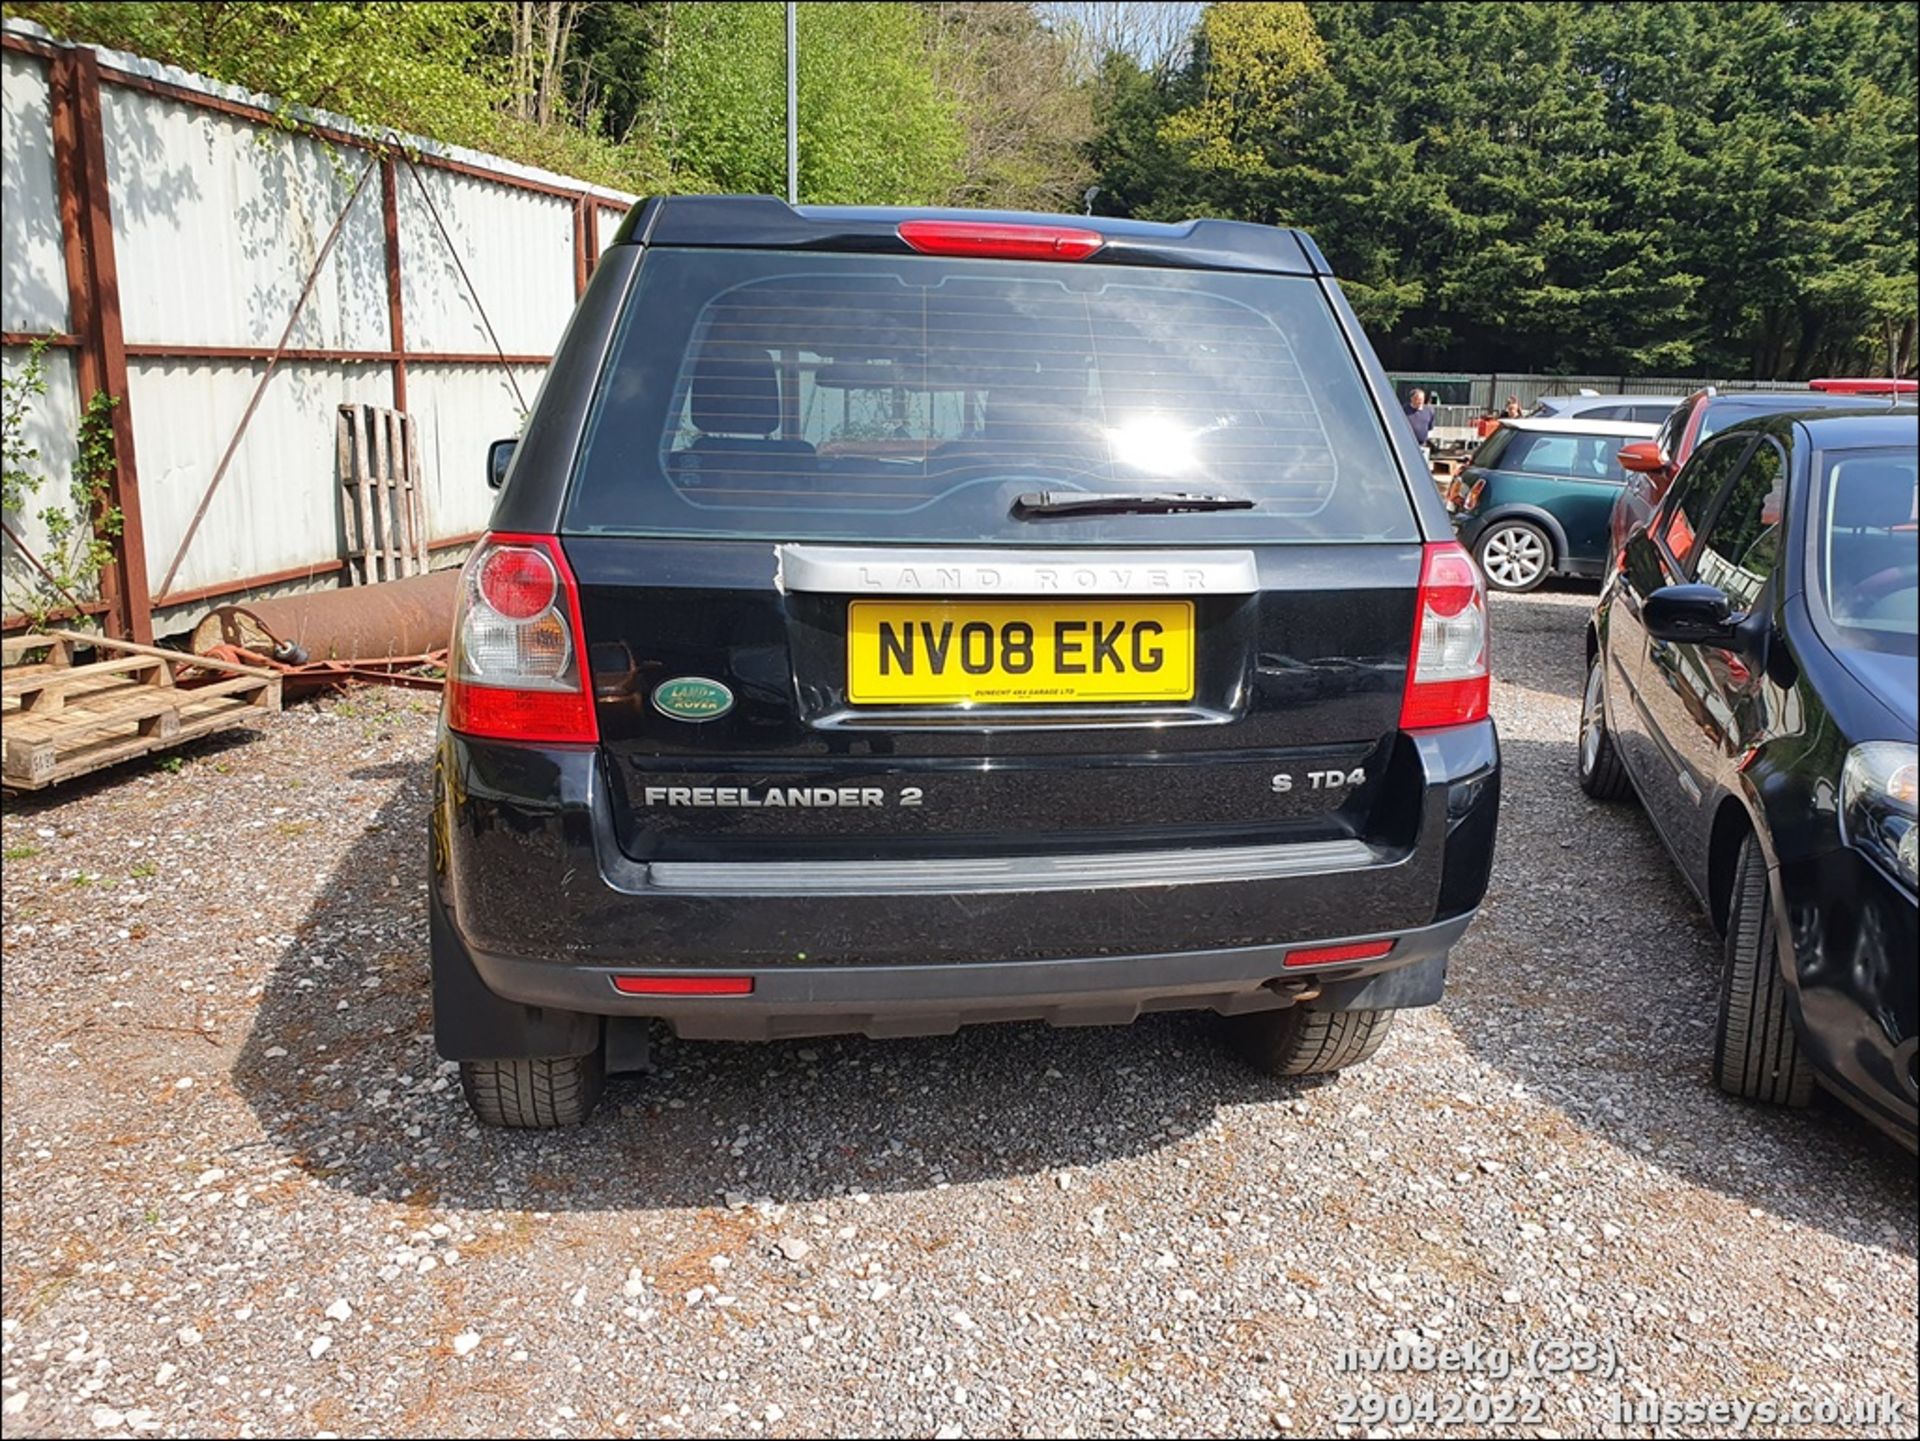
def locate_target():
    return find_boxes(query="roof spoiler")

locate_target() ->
[608,195,1328,276]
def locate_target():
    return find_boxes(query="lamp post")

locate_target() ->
[785,1,798,205]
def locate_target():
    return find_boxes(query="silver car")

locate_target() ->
[1529,392,1685,425]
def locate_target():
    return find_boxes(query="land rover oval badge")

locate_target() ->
[652,676,734,722]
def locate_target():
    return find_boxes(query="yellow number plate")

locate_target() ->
[846,601,1195,706]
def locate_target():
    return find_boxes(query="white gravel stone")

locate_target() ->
[0,622,1911,1439]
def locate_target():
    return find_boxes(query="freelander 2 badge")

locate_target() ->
[652,676,735,722]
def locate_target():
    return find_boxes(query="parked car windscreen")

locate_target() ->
[565,249,1417,544]
[1471,428,1635,483]
[1815,445,1918,651]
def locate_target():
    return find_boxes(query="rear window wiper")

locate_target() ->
[1013,491,1256,519]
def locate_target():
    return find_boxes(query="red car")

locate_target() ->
[1606,379,1917,565]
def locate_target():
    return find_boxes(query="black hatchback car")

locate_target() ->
[1579,408,1917,1148]
[433,198,1500,1127]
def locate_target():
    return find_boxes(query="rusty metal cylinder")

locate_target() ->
[190,569,461,663]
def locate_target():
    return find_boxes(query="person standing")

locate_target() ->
[1503,395,1523,418]
[1403,387,1436,465]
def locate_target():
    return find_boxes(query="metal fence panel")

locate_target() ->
[396,167,576,356]
[405,362,549,541]
[128,359,393,596]
[1,48,67,333]
[1388,371,1828,415]
[5,19,641,632]
[0,345,85,606]
[101,86,389,350]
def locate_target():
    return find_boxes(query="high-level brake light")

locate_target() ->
[897,220,1104,261]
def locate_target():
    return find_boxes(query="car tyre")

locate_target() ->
[1231,1006,1393,1076]
[460,1050,606,1129]
[1475,520,1552,592]
[1577,651,1633,801]
[1712,835,1813,1108]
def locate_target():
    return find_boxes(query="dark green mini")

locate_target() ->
[1453,417,1661,591]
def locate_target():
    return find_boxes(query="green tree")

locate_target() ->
[648,1,963,204]
[925,1,1094,211]
[1082,1,1917,378]
[8,2,506,145]
[1158,2,1323,183]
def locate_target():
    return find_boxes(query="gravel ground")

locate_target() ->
[3,587,1915,1439]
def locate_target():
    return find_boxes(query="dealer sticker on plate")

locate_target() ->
[846,600,1195,706]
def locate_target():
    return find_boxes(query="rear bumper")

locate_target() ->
[452,912,1470,1043]
[1775,844,1918,1148]
[430,720,1497,1046]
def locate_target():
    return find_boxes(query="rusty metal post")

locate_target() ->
[381,156,407,413]
[48,47,152,643]
[572,195,590,299]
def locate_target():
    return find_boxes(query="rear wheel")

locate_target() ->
[1712,835,1813,1108]
[1230,1006,1394,1077]
[1577,651,1633,801]
[1475,520,1552,592]
[460,1050,606,1129]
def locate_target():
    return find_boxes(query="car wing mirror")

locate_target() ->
[1644,583,1740,646]
[487,438,516,490]
[1617,441,1668,476]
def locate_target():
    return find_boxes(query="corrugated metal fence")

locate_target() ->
[1,20,633,640]
[1386,371,1810,413]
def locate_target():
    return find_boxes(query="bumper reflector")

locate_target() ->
[1283,939,1395,968]
[611,975,754,996]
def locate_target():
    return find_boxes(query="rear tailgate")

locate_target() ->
[570,537,1423,862]
[559,242,1429,866]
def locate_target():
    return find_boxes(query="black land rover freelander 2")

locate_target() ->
[433,199,1500,1127]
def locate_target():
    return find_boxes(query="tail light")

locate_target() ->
[446,532,598,745]
[1400,540,1489,730]
[1462,479,1486,511]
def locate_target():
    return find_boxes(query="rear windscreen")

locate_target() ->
[1475,429,1633,483]
[564,249,1416,544]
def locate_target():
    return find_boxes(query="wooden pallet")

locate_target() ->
[338,403,431,584]
[2,630,281,790]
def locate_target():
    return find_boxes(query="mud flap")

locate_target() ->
[1311,950,1449,1013]
[429,887,601,1062]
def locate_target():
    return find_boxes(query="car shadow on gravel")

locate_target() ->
[231,759,1334,1214]
[1448,734,1917,1257]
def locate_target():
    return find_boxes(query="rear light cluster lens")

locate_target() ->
[1400,540,1490,730]
[1462,479,1486,511]
[478,545,557,620]
[447,532,598,745]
